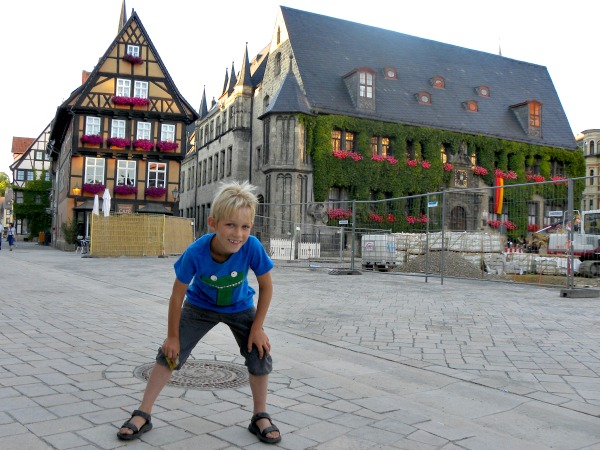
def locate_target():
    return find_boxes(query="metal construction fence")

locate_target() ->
[253,176,588,288]
[89,214,195,257]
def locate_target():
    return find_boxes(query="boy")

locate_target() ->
[117,181,281,444]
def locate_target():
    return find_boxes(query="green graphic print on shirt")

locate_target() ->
[201,270,246,306]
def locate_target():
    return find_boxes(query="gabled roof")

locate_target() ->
[11,137,35,157]
[49,10,198,152]
[279,7,576,150]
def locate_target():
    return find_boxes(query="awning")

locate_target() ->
[73,199,96,210]
[138,203,173,215]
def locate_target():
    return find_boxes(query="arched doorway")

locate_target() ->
[450,206,467,231]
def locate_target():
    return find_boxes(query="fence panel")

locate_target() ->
[254,177,589,287]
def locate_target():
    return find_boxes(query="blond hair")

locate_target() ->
[210,180,258,223]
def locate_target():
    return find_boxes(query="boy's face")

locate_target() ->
[208,207,253,258]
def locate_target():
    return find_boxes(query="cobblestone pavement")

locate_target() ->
[0,241,599,449]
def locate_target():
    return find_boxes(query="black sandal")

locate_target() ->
[248,412,281,444]
[117,409,153,440]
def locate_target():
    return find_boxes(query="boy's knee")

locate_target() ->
[246,353,272,376]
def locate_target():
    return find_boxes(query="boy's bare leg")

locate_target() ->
[118,363,172,436]
[249,374,280,439]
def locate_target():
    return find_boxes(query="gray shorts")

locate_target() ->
[156,301,273,376]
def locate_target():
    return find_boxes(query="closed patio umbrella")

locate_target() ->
[92,194,100,216]
[102,188,111,217]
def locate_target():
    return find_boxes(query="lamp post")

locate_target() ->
[72,183,81,197]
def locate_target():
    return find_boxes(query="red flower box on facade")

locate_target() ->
[473,166,489,176]
[123,54,143,64]
[421,160,431,169]
[106,137,131,148]
[80,134,103,145]
[114,185,138,195]
[406,159,418,167]
[133,139,154,151]
[112,96,150,106]
[327,208,352,220]
[368,213,383,223]
[332,150,363,161]
[83,183,106,194]
[527,223,540,232]
[157,140,179,152]
[145,186,167,198]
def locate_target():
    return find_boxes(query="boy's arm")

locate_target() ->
[248,271,274,358]
[162,278,189,361]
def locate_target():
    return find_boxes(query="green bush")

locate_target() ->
[61,219,79,245]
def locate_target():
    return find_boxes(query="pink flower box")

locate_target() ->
[123,54,143,64]
[80,134,103,145]
[133,139,154,151]
[157,140,179,152]
[473,166,488,176]
[114,185,138,195]
[106,137,131,148]
[112,96,150,106]
[145,186,167,198]
[83,183,105,194]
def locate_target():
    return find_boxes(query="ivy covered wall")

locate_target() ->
[302,114,585,202]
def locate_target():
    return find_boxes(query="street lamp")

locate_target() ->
[72,183,81,197]
[172,188,180,201]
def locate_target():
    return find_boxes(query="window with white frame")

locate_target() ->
[111,119,126,138]
[134,81,148,99]
[45,172,51,181]
[137,122,151,140]
[35,151,43,160]
[161,124,175,142]
[16,170,25,181]
[148,162,166,188]
[116,78,131,97]
[359,71,373,98]
[85,157,105,184]
[26,171,34,181]
[127,45,140,57]
[117,160,136,186]
[85,116,101,135]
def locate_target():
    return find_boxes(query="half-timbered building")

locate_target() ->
[47,9,198,247]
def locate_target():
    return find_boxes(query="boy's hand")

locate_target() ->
[248,326,271,359]
[162,336,180,362]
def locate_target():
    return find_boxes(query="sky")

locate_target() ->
[1,0,598,179]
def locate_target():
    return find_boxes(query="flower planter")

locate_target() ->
[114,185,138,195]
[157,141,179,152]
[123,54,143,64]
[112,96,150,107]
[145,187,166,198]
[80,134,103,146]
[106,137,131,149]
[133,139,154,151]
[83,183,106,195]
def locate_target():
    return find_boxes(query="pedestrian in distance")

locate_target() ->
[117,180,281,444]
[6,223,16,251]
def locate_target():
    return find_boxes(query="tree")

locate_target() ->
[0,172,9,196]
[12,171,52,239]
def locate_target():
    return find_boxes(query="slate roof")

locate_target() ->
[280,7,577,150]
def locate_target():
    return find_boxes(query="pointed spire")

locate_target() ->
[221,68,229,96]
[498,38,502,56]
[118,0,127,32]
[198,86,208,119]
[236,42,253,89]
[226,61,237,94]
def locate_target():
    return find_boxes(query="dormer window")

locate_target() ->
[359,71,374,98]
[463,100,478,112]
[416,91,431,105]
[127,45,140,57]
[430,76,445,89]
[511,100,542,138]
[476,85,490,98]
[383,67,397,80]
[343,67,376,111]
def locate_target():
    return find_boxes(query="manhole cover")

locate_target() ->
[134,360,249,390]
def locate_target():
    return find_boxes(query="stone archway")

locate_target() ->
[450,206,467,231]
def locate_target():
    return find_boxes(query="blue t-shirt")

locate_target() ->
[174,234,273,313]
